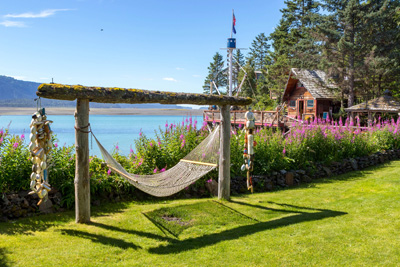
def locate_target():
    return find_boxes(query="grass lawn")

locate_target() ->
[1,160,400,266]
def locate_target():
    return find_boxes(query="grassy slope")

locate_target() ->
[1,161,400,266]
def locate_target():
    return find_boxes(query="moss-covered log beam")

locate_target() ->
[37,83,252,106]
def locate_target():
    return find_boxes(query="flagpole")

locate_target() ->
[231,9,233,38]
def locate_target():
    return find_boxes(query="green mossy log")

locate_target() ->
[37,83,253,106]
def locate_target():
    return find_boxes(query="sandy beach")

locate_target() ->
[0,107,204,116]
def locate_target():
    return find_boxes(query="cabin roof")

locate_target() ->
[283,68,338,101]
[345,90,400,113]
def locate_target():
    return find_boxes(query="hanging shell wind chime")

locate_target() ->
[241,109,256,193]
[29,108,53,205]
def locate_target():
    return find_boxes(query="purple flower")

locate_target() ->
[130,148,134,153]
[139,131,142,137]
[153,168,158,173]
[202,153,206,158]
[13,142,19,149]
[21,134,25,139]
[160,168,166,172]
[283,147,286,155]
[187,125,190,131]
[180,134,184,140]
[158,141,161,147]
[165,121,168,128]
[181,139,186,148]
[107,169,111,176]
[207,179,213,183]
[149,142,153,147]
[115,145,119,150]
[54,143,58,148]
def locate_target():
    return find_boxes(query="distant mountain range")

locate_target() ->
[0,75,192,109]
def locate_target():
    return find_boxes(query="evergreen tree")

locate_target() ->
[202,52,227,94]
[247,33,271,71]
[319,0,400,106]
[270,0,322,69]
[232,49,245,95]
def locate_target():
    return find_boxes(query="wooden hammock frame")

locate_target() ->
[37,83,252,223]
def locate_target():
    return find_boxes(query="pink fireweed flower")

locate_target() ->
[158,141,161,147]
[189,117,192,124]
[165,121,168,128]
[205,115,209,120]
[181,139,186,148]
[182,121,185,126]
[213,120,216,124]
[160,168,166,172]
[153,168,158,173]
[130,148,134,154]
[187,125,190,131]
[115,145,119,150]
[107,169,111,176]
[202,153,206,158]
[54,143,58,148]
[13,142,19,149]
[89,158,93,163]
[207,179,213,183]
[185,118,189,123]
[139,131,142,137]
[21,134,25,139]
[149,142,153,147]
[180,134,184,140]
[238,123,242,129]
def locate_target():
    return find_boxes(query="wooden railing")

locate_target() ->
[203,110,283,127]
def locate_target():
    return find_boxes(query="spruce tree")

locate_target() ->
[247,33,271,71]
[202,52,227,95]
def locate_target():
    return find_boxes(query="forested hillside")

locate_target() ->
[203,0,400,110]
[0,76,190,109]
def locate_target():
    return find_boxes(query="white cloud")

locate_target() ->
[0,20,26,27]
[4,9,72,19]
[163,77,177,82]
[176,67,184,71]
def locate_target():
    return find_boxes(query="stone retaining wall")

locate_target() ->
[231,149,400,194]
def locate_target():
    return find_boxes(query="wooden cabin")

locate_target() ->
[282,69,340,121]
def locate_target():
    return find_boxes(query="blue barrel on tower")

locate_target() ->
[227,38,236,48]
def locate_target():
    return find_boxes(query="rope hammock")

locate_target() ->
[93,126,220,197]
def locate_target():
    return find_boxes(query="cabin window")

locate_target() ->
[307,100,314,107]
[289,100,296,107]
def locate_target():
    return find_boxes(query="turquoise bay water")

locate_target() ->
[0,115,203,156]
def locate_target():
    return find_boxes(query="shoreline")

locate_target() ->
[0,107,204,116]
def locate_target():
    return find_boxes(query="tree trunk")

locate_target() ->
[218,105,231,200]
[75,99,90,223]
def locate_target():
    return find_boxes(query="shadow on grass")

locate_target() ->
[0,201,131,235]
[60,229,142,250]
[148,202,347,254]
[0,247,12,267]
[89,221,174,242]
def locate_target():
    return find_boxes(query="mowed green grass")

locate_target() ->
[1,161,400,267]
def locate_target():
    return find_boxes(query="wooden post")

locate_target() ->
[75,98,90,223]
[368,112,372,128]
[218,105,231,200]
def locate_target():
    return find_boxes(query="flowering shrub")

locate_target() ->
[2,115,400,208]
[229,116,400,174]
[0,129,31,193]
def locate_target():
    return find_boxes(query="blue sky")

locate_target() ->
[0,0,286,95]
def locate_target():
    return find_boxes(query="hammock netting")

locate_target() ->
[94,126,220,197]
